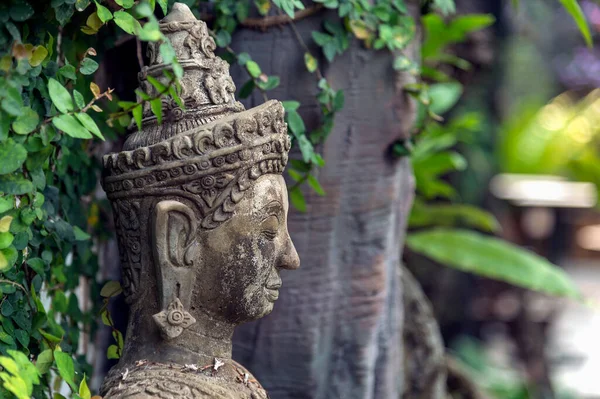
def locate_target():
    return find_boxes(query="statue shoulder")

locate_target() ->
[101,360,268,399]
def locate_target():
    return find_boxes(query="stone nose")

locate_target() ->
[279,233,300,270]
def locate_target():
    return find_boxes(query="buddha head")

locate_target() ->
[101,4,299,345]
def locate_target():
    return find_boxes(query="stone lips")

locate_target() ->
[102,100,291,230]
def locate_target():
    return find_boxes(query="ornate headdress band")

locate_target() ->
[102,100,290,229]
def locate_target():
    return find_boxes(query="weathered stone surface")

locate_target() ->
[100,4,299,398]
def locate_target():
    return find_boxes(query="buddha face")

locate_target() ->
[192,174,300,323]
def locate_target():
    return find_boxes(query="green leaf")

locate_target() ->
[312,153,325,167]
[30,46,48,67]
[55,3,75,26]
[58,64,77,81]
[282,101,300,111]
[312,31,331,46]
[289,187,306,212]
[132,104,142,130]
[422,14,495,60]
[156,0,168,14]
[113,330,124,349]
[288,169,303,182]
[101,310,113,326]
[147,75,167,93]
[9,1,34,21]
[558,0,592,47]
[0,197,13,214]
[238,79,255,99]
[45,218,75,241]
[0,246,18,272]
[428,82,463,115]
[236,0,250,21]
[150,98,163,124]
[168,85,184,108]
[431,0,456,16]
[115,0,134,8]
[79,375,91,399]
[246,61,261,78]
[0,329,15,345]
[113,10,141,35]
[138,19,162,41]
[39,329,62,344]
[215,30,231,47]
[14,329,29,348]
[332,90,344,112]
[12,107,39,134]
[414,151,466,178]
[307,174,325,196]
[287,110,305,135]
[409,200,500,232]
[393,54,419,73]
[406,228,581,299]
[0,175,34,195]
[159,42,176,64]
[257,76,280,91]
[107,344,120,359]
[80,58,99,75]
[52,114,92,139]
[95,1,112,22]
[296,135,314,163]
[48,78,74,114]
[100,280,122,297]
[35,349,53,374]
[26,257,45,275]
[73,90,85,109]
[0,232,14,249]
[304,52,318,73]
[0,139,27,174]
[237,52,251,66]
[1,87,24,116]
[322,42,337,62]
[73,226,91,241]
[75,113,104,139]
[54,350,76,391]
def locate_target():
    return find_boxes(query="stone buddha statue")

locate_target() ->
[100,4,300,398]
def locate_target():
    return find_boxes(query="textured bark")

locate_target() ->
[229,5,418,399]
[402,266,447,399]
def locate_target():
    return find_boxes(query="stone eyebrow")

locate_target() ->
[258,200,283,221]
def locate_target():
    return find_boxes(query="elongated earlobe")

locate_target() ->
[152,200,198,339]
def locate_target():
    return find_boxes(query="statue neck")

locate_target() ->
[121,304,237,368]
[181,309,236,362]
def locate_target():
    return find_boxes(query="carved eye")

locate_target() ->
[260,215,279,241]
[261,230,277,240]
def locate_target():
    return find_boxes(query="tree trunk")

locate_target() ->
[230,5,419,398]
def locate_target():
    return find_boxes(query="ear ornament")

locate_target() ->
[153,297,197,339]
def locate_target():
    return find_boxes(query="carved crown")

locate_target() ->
[127,2,245,150]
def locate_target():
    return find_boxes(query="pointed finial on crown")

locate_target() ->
[124,2,244,150]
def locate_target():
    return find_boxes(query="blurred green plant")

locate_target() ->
[403,10,582,299]
[452,336,580,399]
[498,90,600,200]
